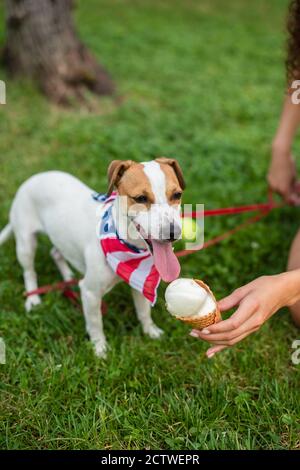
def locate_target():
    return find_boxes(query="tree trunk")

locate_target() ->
[2,0,115,105]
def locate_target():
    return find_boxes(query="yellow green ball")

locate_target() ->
[181,217,198,242]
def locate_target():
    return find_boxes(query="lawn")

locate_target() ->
[0,0,300,450]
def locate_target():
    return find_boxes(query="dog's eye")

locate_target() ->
[172,191,182,200]
[133,195,148,204]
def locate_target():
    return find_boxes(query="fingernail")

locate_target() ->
[201,328,210,335]
[189,331,199,338]
[207,351,215,359]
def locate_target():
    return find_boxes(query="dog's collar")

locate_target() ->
[93,191,148,253]
[116,232,145,253]
[92,191,117,204]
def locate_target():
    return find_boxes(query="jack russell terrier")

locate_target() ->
[0,158,185,357]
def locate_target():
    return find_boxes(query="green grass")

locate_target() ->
[0,0,300,450]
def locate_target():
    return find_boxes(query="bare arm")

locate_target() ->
[273,93,300,146]
[268,94,300,203]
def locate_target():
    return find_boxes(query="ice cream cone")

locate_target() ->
[175,279,221,329]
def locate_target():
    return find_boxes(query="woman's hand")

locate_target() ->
[190,271,300,358]
[267,145,300,205]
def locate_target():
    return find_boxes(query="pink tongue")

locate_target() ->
[151,240,181,282]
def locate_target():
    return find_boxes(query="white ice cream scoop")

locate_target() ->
[165,278,221,329]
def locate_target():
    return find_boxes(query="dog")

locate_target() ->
[0,158,185,357]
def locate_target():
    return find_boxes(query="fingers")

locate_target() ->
[268,177,294,203]
[206,345,226,358]
[205,327,258,358]
[267,177,289,201]
[194,295,259,336]
[289,183,300,205]
[200,322,260,345]
[217,287,247,312]
[293,180,300,194]
[275,180,299,205]
[282,188,294,204]
[288,193,300,206]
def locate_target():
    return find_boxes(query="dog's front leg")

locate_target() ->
[79,278,107,358]
[131,289,163,339]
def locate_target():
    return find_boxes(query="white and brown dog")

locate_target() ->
[0,158,185,357]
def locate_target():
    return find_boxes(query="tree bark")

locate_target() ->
[2,0,115,105]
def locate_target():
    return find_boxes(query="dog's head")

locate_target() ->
[107,158,185,282]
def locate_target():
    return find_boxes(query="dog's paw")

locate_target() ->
[94,341,108,359]
[144,324,164,339]
[25,295,41,312]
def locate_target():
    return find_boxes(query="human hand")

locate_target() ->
[190,272,300,358]
[267,145,300,205]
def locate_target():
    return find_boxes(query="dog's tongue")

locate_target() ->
[151,240,181,282]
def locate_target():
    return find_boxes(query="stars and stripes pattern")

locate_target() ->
[93,192,160,305]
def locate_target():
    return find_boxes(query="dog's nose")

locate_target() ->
[169,223,175,241]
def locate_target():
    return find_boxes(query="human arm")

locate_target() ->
[268,95,300,204]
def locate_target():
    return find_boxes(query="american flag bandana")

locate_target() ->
[93,192,160,305]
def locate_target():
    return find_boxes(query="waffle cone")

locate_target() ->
[176,279,221,330]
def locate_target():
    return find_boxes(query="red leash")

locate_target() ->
[25,190,283,310]
[176,210,270,257]
[24,279,108,314]
[183,188,279,218]
[176,189,283,257]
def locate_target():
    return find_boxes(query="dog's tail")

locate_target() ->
[0,224,13,246]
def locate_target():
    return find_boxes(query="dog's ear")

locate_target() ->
[155,157,186,190]
[107,160,133,195]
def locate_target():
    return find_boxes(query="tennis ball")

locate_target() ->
[181,217,198,242]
